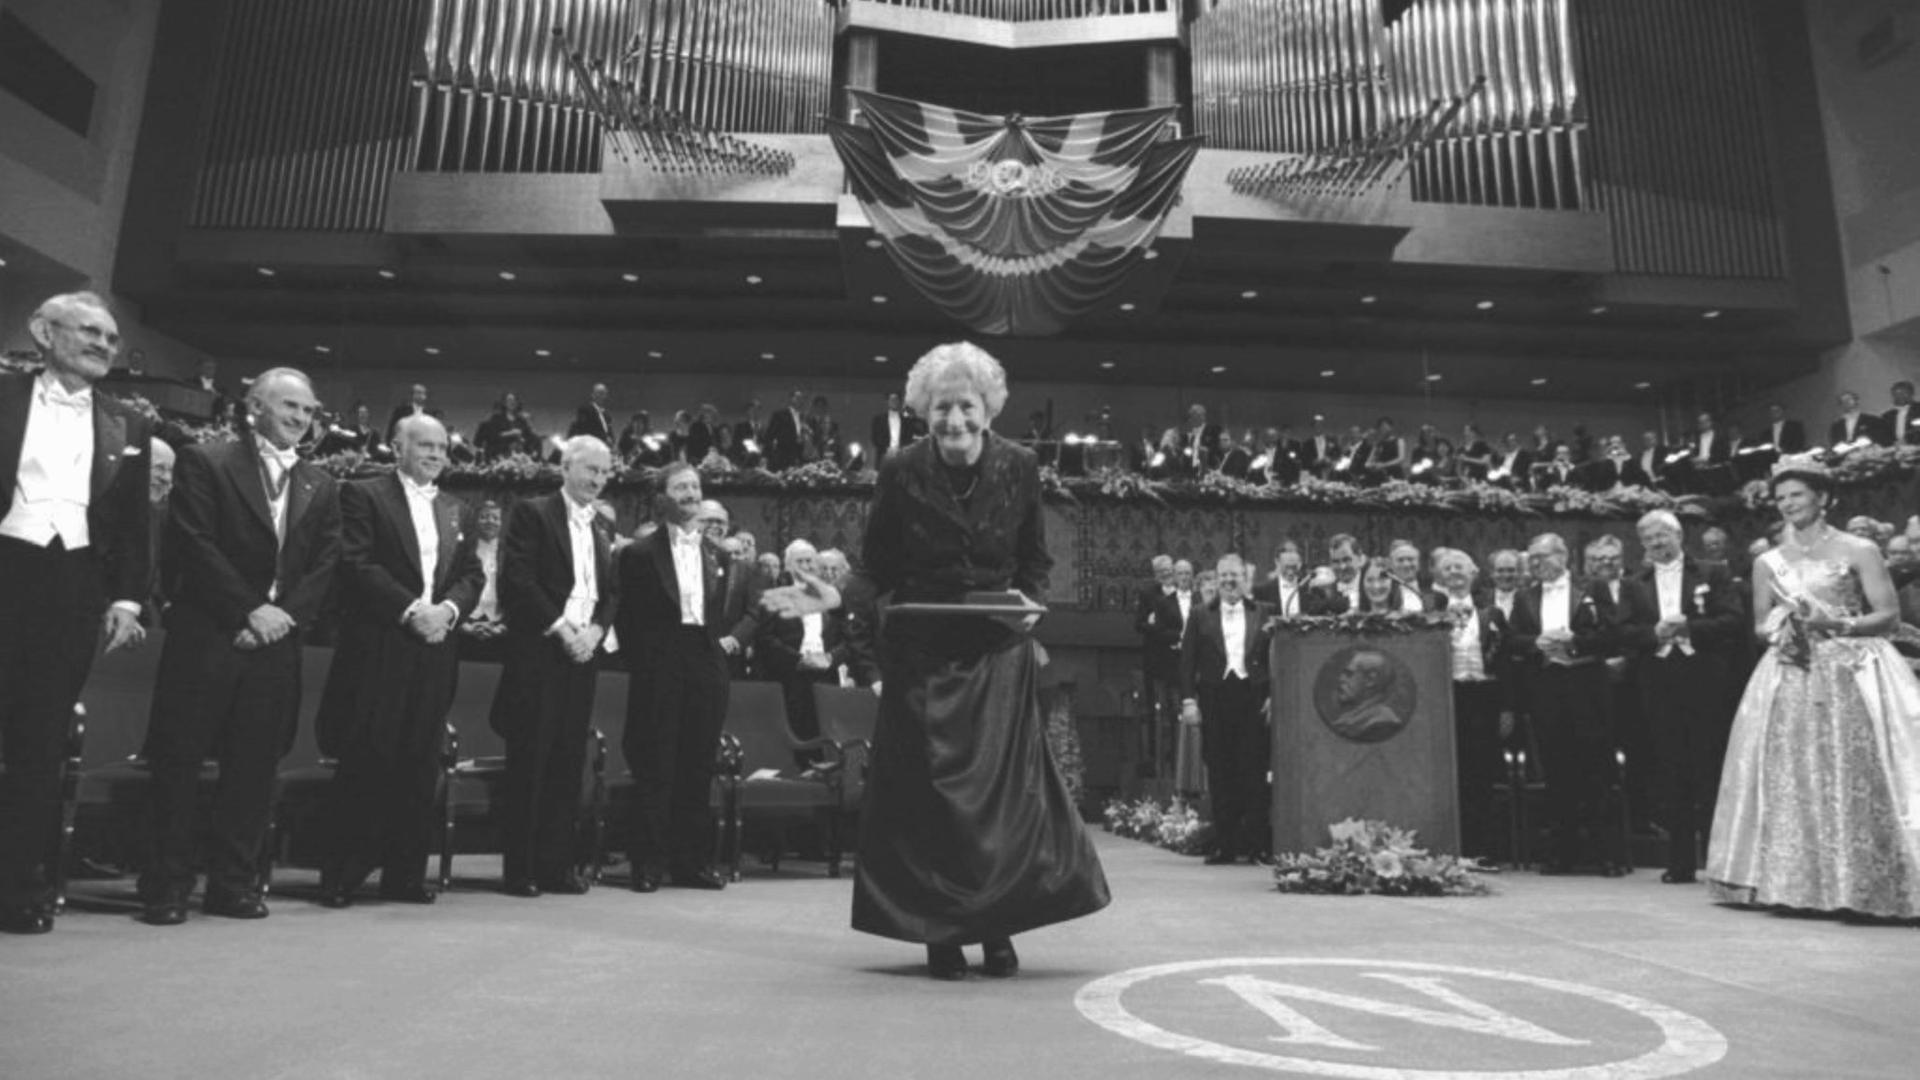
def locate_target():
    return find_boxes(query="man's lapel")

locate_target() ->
[90,396,127,500]
[285,462,320,538]
[652,527,679,603]
[377,474,422,584]
[231,437,276,537]
[433,493,461,591]
[0,375,33,505]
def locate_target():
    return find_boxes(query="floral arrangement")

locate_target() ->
[1272,818,1489,897]
[1266,611,1453,636]
[1102,796,1215,856]
[1043,692,1086,809]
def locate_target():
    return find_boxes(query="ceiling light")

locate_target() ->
[1144,248,1160,261]
[1210,365,1228,374]
[423,346,440,356]
[759,352,776,361]
[621,272,639,283]
[1240,290,1258,300]
[377,269,396,280]
[873,355,889,364]
[0,257,9,268]
[1475,300,1495,311]
[1118,302,1135,312]
[1634,381,1652,390]
[1100,360,1116,369]
[1530,377,1548,386]
[1426,373,1443,382]
[497,271,516,281]
[256,267,276,278]
[871,294,888,304]
[1703,309,1722,319]
[1589,305,1609,315]
[647,350,663,360]
[1320,369,1335,378]
[864,238,883,250]
[535,349,551,358]
[1360,295,1378,304]
[313,345,331,354]
[745,275,763,285]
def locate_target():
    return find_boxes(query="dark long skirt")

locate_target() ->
[852,619,1110,945]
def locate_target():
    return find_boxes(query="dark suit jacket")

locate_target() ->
[1581,457,1627,492]
[1179,598,1274,698]
[1250,579,1345,617]
[1298,434,1336,474]
[1492,447,1533,487]
[1505,578,1614,674]
[163,436,340,634]
[568,404,615,447]
[869,411,925,456]
[1618,558,1742,661]
[317,474,485,755]
[754,579,851,680]
[1764,419,1807,454]
[1883,405,1920,446]
[0,371,153,607]
[1135,585,1184,680]
[385,403,445,442]
[765,407,807,470]
[1829,412,1888,447]
[613,524,746,654]
[1178,423,1222,474]
[498,492,617,638]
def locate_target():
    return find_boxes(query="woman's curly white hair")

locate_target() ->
[903,341,1009,422]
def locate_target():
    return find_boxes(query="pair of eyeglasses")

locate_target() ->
[54,320,122,347]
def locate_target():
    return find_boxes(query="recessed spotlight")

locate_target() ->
[0,257,9,268]
[759,352,775,360]
[424,346,440,355]
[745,275,763,285]
[377,269,396,280]
[647,350,663,360]
[534,349,551,358]
[621,272,639,283]
[313,344,331,354]
[1360,295,1378,304]
[1589,305,1609,315]
[1118,302,1136,312]
[1210,365,1228,374]
[873,355,889,364]
[1530,377,1548,386]
[1634,381,1652,390]
[1703,309,1722,319]
[1240,290,1258,300]
[864,238,883,250]
[1144,249,1160,261]
[1475,300,1495,311]
[1100,360,1116,370]
[1320,369,1335,378]
[498,271,516,281]
[256,267,276,278]
[1426,373,1444,382]
[871,294,888,304]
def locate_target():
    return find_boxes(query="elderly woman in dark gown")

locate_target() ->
[765,342,1109,980]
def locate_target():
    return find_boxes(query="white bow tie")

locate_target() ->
[402,477,438,501]
[39,381,92,413]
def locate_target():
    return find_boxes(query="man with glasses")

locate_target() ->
[0,292,153,934]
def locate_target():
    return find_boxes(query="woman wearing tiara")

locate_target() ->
[1707,454,1920,918]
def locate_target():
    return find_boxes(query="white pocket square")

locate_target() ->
[122,445,144,457]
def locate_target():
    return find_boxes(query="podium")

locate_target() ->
[1268,625,1459,854]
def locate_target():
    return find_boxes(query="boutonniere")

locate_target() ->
[1693,583,1710,602]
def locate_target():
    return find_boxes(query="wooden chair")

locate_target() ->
[720,681,844,880]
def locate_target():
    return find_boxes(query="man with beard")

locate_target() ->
[491,435,619,897]
[0,292,151,934]
[141,368,340,924]
[616,462,745,892]
[1620,510,1741,884]
[314,416,484,907]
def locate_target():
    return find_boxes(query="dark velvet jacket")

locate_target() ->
[858,430,1051,605]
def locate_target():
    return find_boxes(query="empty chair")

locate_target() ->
[722,681,844,880]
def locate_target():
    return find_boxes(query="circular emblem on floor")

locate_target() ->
[1075,958,1727,1078]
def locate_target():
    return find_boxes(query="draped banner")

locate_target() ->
[828,89,1202,337]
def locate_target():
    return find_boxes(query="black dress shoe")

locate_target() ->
[1600,863,1631,878]
[316,887,354,910]
[203,891,269,919]
[1203,851,1237,866]
[536,870,590,895]
[629,871,662,894]
[376,883,438,905]
[1,906,54,935]
[502,878,542,898]
[981,938,1019,978]
[1660,870,1697,885]
[926,944,968,981]
[669,867,727,891]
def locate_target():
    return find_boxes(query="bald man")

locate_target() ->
[142,368,341,924]
[314,416,483,906]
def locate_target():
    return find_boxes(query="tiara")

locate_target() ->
[1770,451,1831,478]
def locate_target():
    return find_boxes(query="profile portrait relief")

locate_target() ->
[1313,646,1417,744]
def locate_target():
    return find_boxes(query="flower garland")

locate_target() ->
[1101,796,1215,856]
[1267,611,1453,636]
[1273,818,1489,897]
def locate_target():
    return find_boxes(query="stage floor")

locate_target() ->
[3,832,1914,1079]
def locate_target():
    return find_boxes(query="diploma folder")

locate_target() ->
[886,592,1048,620]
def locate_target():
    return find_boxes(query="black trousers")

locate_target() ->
[1529,663,1620,868]
[625,628,727,875]
[1451,679,1507,860]
[1142,655,1180,774]
[0,537,103,910]
[498,639,597,884]
[141,624,302,900]
[1641,652,1730,877]
[325,741,443,890]
[1199,676,1269,858]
